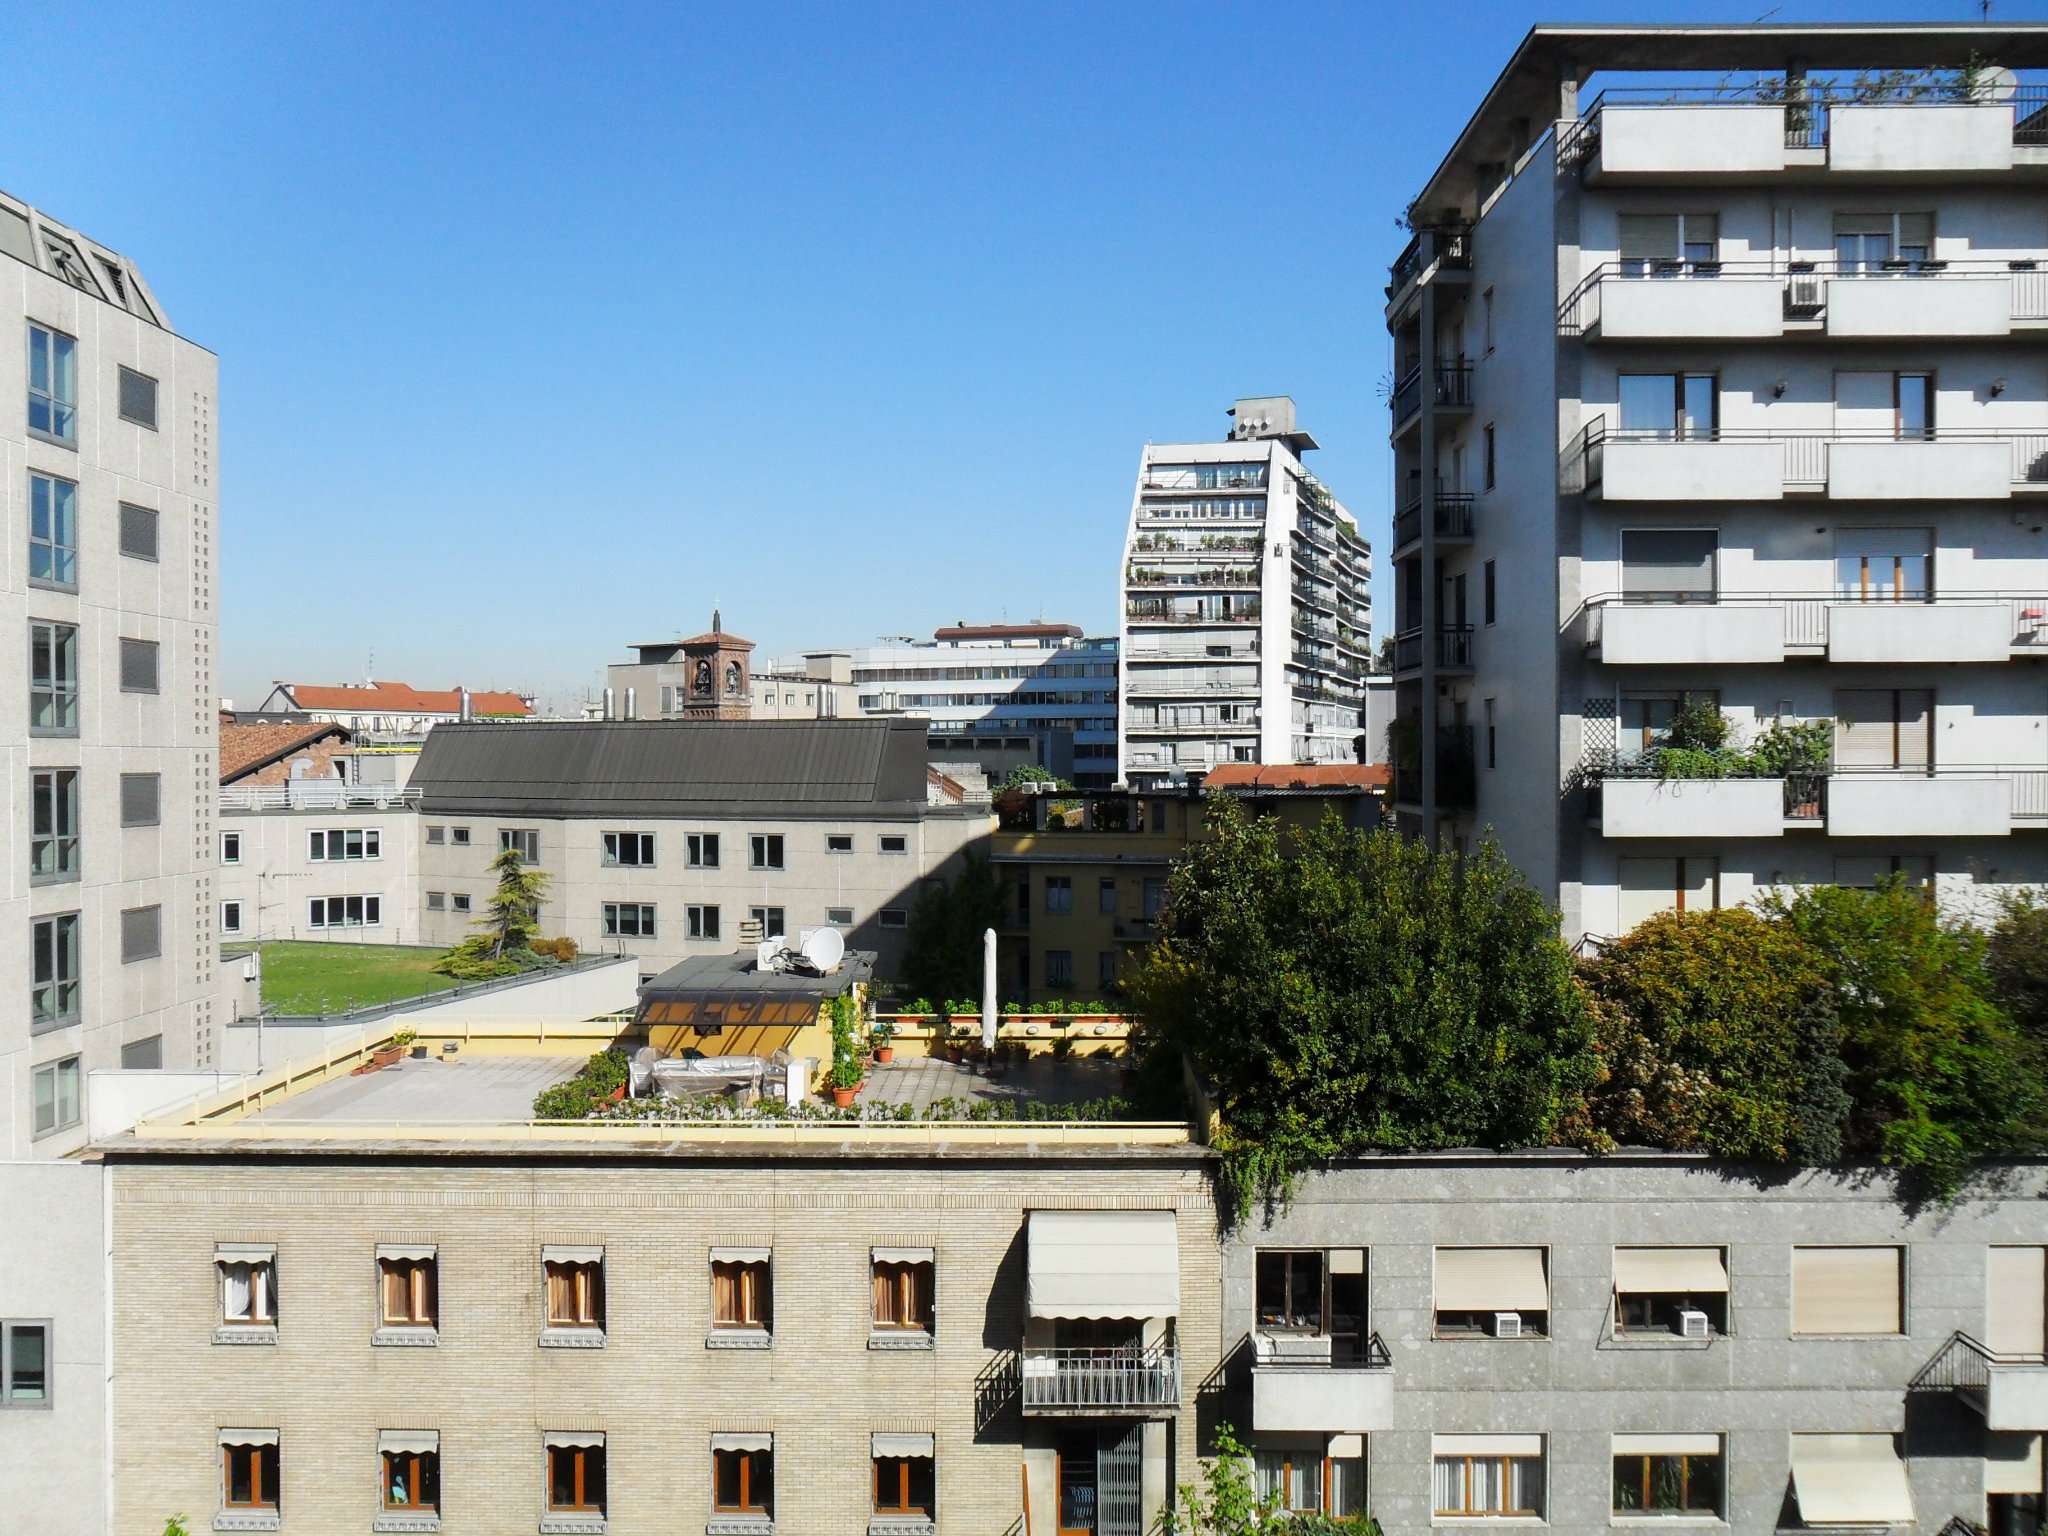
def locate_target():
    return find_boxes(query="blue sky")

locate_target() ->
[2,0,2020,711]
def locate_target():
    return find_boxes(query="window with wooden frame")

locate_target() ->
[545,1253,605,1330]
[381,1436,440,1512]
[221,1435,280,1511]
[873,1453,935,1515]
[1612,1436,1722,1517]
[872,1253,934,1333]
[1254,1447,1324,1513]
[378,1250,437,1328]
[1432,1437,1545,1518]
[713,1442,773,1514]
[217,1249,276,1326]
[546,1439,606,1513]
[1254,1248,1369,1360]
[711,1256,771,1330]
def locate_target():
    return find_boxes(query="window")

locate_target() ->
[1792,1246,1903,1335]
[603,902,656,938]
[1483,424,1496,489]
[30,621,79,734]
[28,472,77,590]
[117,365,158,429]
[1835,211,1934,273]
[872,1252,934,1332]
[378,1250,438,1330]
[1434,1247,1548,1337]
[31,769,79,882]
[1836,369,1933,441]
[27,323,76,446]
[1618,212,1721,275]
[688,905,721,941]
[1046,950,1074,988]
[1613,1247,1729,1336]
[1256,1249,1368,1359]
[547,1437,606,1514]
[874,1441,935,1516]
[688,832,720,868]
[749,905,785,936]
[1,1321,50,1405]
[220,901,243,935]
[1482,285,1496,352]
[425,891,446,912]
[221,830,242,865]
[120,772,160,827]
[602,831,654,867]
[1483,559,1496,625]
[121,903,163,962]
[119,637,159,694]
[1619,373,1716,439]
[878,908,907,929]
[1835,529,1931,602]
[826,906,854,927]
[880,834,908,855]
[1254,1448,1327,1513]
[750,834,784,870]
[451,893,472,913]
[119,501,160,561]
[544,1251,605,1330]
[1433,1435,1545,1518]
[1833,855,1935,892]
[220,1435,279,1512]
[1098,951,1118,989]
[1098,878,1118,916]
[1045,876,1073,915]
[827,833,854,854]
[713,1439,773,1515]
[425,825,446,846]
[1142,878,1167,919]
[308,896,381,929]
[32,916,80,1030]
[217,1248,276,1327]
[450,827,471,847]
[30,1056,81,1141]
[1622,528,1718,603]
[381,1434,440,1514]
[1484,700,1497,770]
[1834,688,1933,771]
[500,828,539,862]
[1612,1435,1722,1517]
[121,1035,162,1069]
[712,1255,771,1330]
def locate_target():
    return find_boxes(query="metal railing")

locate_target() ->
[1252,1331,1394,1370]
[1021,1343,1180,1412]
[219,783,422,813]
[1387,228,1472,300]
[1582,592,2048,653]
[1388,363,1475,429]
[1395,491,1476,550]
[1123,604,1261,624]
[1910,1330,2000,1396]
[1559,258,2048,336]
[1390,626,1473,671]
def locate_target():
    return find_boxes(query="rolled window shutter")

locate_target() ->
[1793,1247,1901,1334]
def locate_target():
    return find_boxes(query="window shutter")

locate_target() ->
[1988,1248,2047,1356]
[119,503,159,561]
[120,772,161,827]
[121,905,163,963]
[119,638,160,693]
[117,367,158,428]
[1834,690,1897,768]
[1618,214,1680,260]
[1621,529,1717,598]
[1792,1246,1902,1334]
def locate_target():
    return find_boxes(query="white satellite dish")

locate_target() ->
[799,926,845,975]
[1974,66,2019,104]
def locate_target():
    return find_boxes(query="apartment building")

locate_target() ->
[257,680,534,733]
[408,717,990,977]
[2,186,220,1156]
[1386,23,2048,941]
[1120,398,1372,788]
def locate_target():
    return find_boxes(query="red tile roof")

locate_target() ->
[674,631,755,649]
[1203,763,1391,792]
[286,681,532,717]
[219,719,352,784]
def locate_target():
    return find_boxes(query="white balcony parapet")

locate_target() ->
[1826,772,2014,838]
[1597,777,1790,839]
[219,783,421,814]
[1826,602,2018,663]
[1585,596,2048,664]
[1592,602,1787,665]
[1597,439,1786,503]
[1560,262,2048,340]
[1830,103,2015,174]
[1830,439,2015,501]
[1250,1332,1394,1434]
[1827,274,2014,337]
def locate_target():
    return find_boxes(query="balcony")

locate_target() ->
[1826,769,2038,838]
[1388,362,1474,436]
[1021,1343,1181,1417]
[1385,227,1472,310]
[1391,625,1473,676]
[1392,724,1477,812]
[1251,1333,1393,1435]
[1124,603,1261,626]
[1392,491,1475,559]
[1914,1331,2048,1431]
[220,783,422,813]
[1592,766,2048,839]
[1583,594,2048,665]
[1596,775,1800,839]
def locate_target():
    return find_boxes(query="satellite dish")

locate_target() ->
[1974,66,2019,104]
[799,926,845,975]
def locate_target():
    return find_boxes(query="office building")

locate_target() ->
[1385,24,2048,941]
[1120,398,1372,788]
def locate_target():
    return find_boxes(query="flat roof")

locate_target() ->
[238,1053,585,1125]
[635,948,877,1029]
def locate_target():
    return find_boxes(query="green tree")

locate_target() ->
[1169,1423,1381,1536]
[997,763,1072,791]
[479,846,549,958]
[1130,802,1595,1218]
[898,850,1007,1005]
[1989,889,2048,1041]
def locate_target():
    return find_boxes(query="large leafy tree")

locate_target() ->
[898,850,1008,1005]
[1130,802,1594,1216]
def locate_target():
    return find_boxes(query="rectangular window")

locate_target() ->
[1484,699,1497,770]
[31,769,80,883]
[1098,878,1118,915]
[1482,285,1496,352]
[451,893,472,913]
[545,1256,605,1329]
[1483,424,1496,489]
[1622,528,1718,602]
[1613,1247,1729,1336]
[378,1254,438,1328]
[121,1035,162,1069]
[0,1320,50,1406]
[1098,951,1118,989]
[425,892,446,912]
[749,906,785,936]
[117,365,158,429]
[221,900,243,935]
[1835,211,1934,272]
[1433,1436,1545,1518]
[30,1056,81,1138]
[27,322,77,446]
[1612,1436,1723,1517]
[1483,559,1496,625]
[1142,878,1167,919]
[28,472,78,590]
[382,1443,440,1513]
[308,828,382,861]
[119,637,160,694]
[499,828,540,862]
[826,907,854,927]
[1045,876,1073,915]
[1620,373,1717,439]
[425,825,446,846]
[30,621,79,734]
[872,1256,934,1332]
[450,827,471,847]
[1833,855,1935,892]
[1834,688,1933,771]
[547,1441,606,1514]
[874,1453,934,1516]
[1254,1449,1325,1513]
[118,502,160,561]
[688,905,721,941]
[1834,529,1932,603]
[31,914,81,1030]
[221,1439,279,1511]
[1792,1246,1904,1335]
[602,902,656,939]
[878,908,907,929]
[827,833,854,854]
[880,834,908,855]
[688,832,720,868]
[221,831,241,865]
[218,1253,276,1326]
[711,1259,771,1329]
[1619,212,1720,274]
[307,896,382,929]
[601,831,654,867]
[1434,1247,1549,1337]
[1046,949,1074,988]
[750,834,784,870]
[120,772,161,827]
[714,1445,773,1514]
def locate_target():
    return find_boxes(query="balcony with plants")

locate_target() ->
[1585,696,1834,838]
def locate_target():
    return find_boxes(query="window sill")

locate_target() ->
[540,1519,607,1536]
[540,1326,606,1350]
[28,430,78,452]
[373,1516,442,1534]
[372,1326,439,1347]
[868,1330,934,1351]
[707,1328,772,1350]
[1610,1518,1725,1527]
[870,1518,936,1536]
[213,1515,280,1533]
[1605,1331,1716,1349]
[708,1517,775,1536]
[1431,1333,1550,1343]
[28,578,80,596]
[213,1324,278,1347]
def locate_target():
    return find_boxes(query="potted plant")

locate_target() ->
[872,1020,896,1065]
[370,1032,408,1069]
[392,1027,426,1060]
[829,1055,863,1108]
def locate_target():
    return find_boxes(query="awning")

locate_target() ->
[215,1244,275,1264]
[1614,1248,1729,1295]
[1435,1248,1548,1312]
[873,1433,935,1459]
[1327,1435,1364,1460]
[1987,1433,2044,1497]
[544,1431,606,1450]
[1328,1249,1365,1276]
[1434,1434,1543,1457]
[1791,1434,1914,1525]
[1026,1210,1179,1319]
[711,1433,774,1453]
[377,1244,437,1263]
[712,1246,772,1265]
[874,1247,935,1265]
[1614,1433,1720,1456]
[543,1245,604,1266]
[379,1430,440,1455]
[219,1428,279,1448]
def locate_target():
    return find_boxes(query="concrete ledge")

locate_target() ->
[1600,778,1787,839]
[540,1520,607,1536]
[1600,440,1784,502]
[1827,775,2011,838]
[1829,440,2011,501]
[213,1518,280,1534]
[1601,279,1785,340]
[1829,103,2014,173]
[538,1327,606,1350]
[372,1517,441,1534]
[1598,106,1787,175]
[1600,604,1785,665]
[212,1325,278,1347]
[706,1329,772,1350]
[869,1520,936,1536]
[372,1326,439,1348]
[1827,276,2011,338]
[707,1518,774,1536]
[1828,602,2013,663]
[868,1331,935,1351]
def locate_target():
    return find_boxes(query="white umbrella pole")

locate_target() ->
[981,927,998,1050]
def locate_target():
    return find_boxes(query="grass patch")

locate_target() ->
[256,941,461,1016]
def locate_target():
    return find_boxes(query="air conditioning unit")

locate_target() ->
[1785,271,1825,318]
[1492,1311,1524,1339]
[1677,1308,1711,1340]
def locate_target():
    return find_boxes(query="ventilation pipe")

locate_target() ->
[602,688,615,721]
[458,688,473,722]
[624,686,637,718]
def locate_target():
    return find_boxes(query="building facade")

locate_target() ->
[2,186,220,1156]
[1385,24,2048,942]
[258,681,534,734]
[1120,398,1372,788]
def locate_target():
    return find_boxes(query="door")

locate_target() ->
[1834,689,1932,771]
[1096,1423,1144,1536]
[1058,1438,1098,1536]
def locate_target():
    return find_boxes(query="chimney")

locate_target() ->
[624,686,637,718]
[602,687,615,720]
[459,687,473,723]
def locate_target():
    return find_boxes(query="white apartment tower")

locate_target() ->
[2,190,220,1156]
[1120,397,1372,786]
[1387,23,2048,943]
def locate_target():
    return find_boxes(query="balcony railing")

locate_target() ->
[219,783,422,813]
[1393,626,1474,671]
[1386,228,1472,300]
[1021,1343,1180,1413]
[1388,363,1475,430]
[1393,491,1476,552]
[1582,591,2048,655]
[1559,258,2048,336]
[1588,761,2048,826]
[1124,603,1261,624]
[1252,1331,1394,1370]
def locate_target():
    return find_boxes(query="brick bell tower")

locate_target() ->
[680,609,754,721]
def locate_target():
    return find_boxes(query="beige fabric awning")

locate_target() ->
[873,1247,935,1265]
[1433,1433,1543,1457]
[1614,1247,1729,1294]
[1791,1434,1913,1525]
[873,1433,935,1459]
[219,1428,279,1448]
[215,1244,275,1264]
[1435,1248,1548,1312]
[711,1246,772,1265]
[1026,1210,1179,1319]
[1328,1249,1365,1276]
[1987,1433,2043,1496]
[1613,1433,1720,1456]
[1327,1435,1364,1460]
[711,1433,774,1454]
[544,1431,606,1450]
[379,1430,440,1455]
[376,1243,437,1263]
[543,1245,604,1266]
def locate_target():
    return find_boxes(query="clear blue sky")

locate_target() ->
[2,0,2018,711]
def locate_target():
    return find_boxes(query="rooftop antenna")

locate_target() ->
[365,648,374,686]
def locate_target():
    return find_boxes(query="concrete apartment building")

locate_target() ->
[1386,23,2048,942]
[2,186,221,1157]
[1120,398,1372,789]
[408,717,990,978]
[256,680,535,733]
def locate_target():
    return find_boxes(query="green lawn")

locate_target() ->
[255,941,460,1016]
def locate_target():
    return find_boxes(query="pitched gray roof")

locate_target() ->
[410,718,934,820]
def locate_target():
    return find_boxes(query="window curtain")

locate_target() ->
[224,1264,253,1321]
[1510,1456,1544,1515]
[873,1267,892,1326]
[548,1266,574,1325]
[1434,1457,1465,1514]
